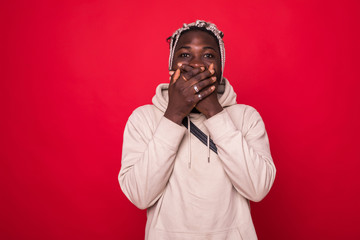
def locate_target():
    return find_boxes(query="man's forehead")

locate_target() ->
[176,31,219,50]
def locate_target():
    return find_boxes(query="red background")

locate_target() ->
[1,0,360,239]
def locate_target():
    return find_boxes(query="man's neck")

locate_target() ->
[191,108,200,114]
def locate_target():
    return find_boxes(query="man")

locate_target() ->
[119,20,276,239]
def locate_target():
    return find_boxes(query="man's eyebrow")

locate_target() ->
[203,46,216,51]
[178,46,216,50]
[178,46,191,50]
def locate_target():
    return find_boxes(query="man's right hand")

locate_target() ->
[164,64,217,125]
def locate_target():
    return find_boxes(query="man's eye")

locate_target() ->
[204,53,214,58]
[180,53,190,58]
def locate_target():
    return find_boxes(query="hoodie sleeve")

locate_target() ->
[119,107,186,209]
[203,106,276,202]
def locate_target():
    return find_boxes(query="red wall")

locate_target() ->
[1,0,359,239]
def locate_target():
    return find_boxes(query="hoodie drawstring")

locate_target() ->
[207,135,210,163]
[187,116,191,169]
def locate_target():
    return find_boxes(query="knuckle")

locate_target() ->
[185,98,194,105]
[190,68,199,74]
[197,78,210,89]
[203,88,211,96]
[203,78,212,86]
[196,81,205,89]
[193,74,202,81]
[183,73,191,80]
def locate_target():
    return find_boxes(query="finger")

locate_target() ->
[171,68,181,84]
[191,76,217,94]
[194,85,216,103]
[179,64,205,74]
[187,68,215,86]
[181,64,205,72]
[208,63,215,75]
[179,64,193,72]
[182,67,203,82]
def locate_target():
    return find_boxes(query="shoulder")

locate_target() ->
[128,104,160,120]
[126,104,164,132]
[226,104,262,120]
[225,104,266,133]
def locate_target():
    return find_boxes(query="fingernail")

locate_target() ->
[211,86,215,90]
[169,71,175,76]
[177,62,183,67]
[211,76,216,82]
[200,66,205,72]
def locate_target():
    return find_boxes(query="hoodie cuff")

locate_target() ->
[154,116,186,151]
[203,109,237,142]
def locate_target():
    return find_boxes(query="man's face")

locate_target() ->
[172,30,222,81]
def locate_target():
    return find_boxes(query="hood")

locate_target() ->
[152,78,237,113]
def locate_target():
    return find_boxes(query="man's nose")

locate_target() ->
[189,57,205,68]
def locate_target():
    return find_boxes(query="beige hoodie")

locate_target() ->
[119,79,276,240]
